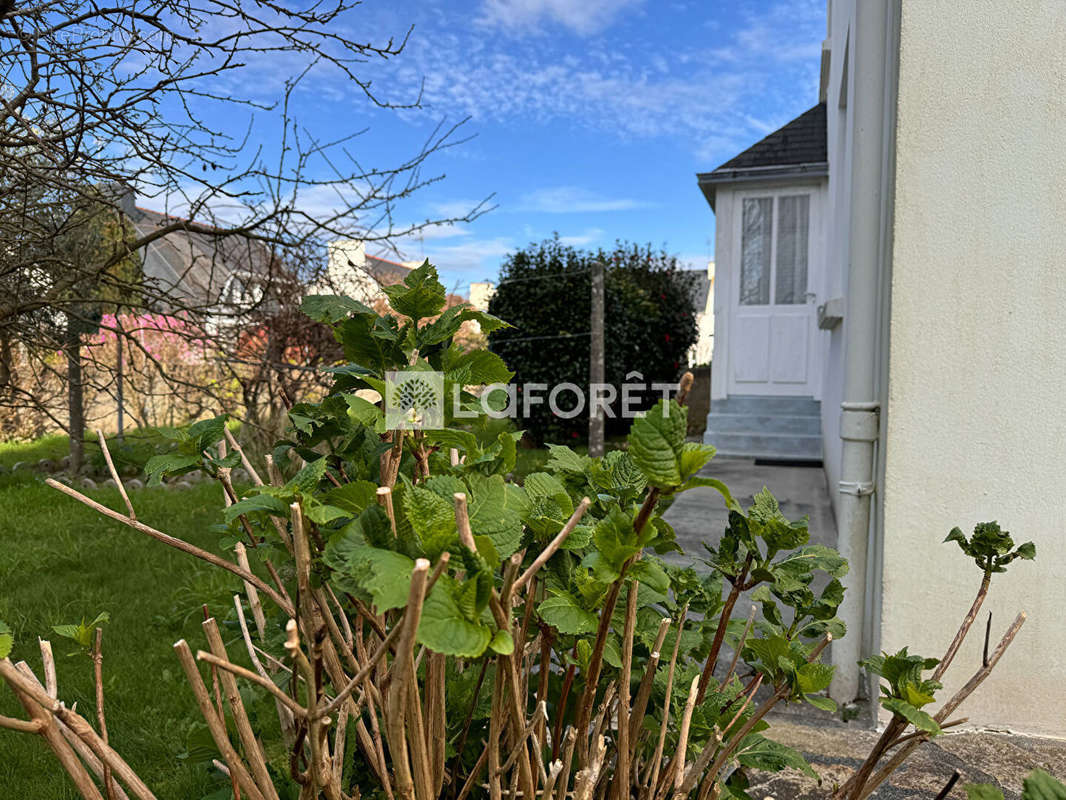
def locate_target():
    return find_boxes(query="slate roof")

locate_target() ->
[716,103,826,171]
[131,207,273,311]
[697,104,827,204]
[364,254,413,284]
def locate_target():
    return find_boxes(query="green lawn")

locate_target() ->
[0,429,604,798]
[0,468,240,799]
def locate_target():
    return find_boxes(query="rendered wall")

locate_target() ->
[882,0,1066,736]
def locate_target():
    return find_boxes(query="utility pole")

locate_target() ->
[588,259,605,457]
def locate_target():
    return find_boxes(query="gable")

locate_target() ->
[696,103,828,208]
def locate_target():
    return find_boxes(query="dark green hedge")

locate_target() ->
[487,236,698,443]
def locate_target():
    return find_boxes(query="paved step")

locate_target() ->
[706,430,822,462]
[705,412,822,435]
[703,395,823,461]
[709,394,821,416]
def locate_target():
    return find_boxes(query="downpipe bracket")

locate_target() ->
[839,480,875,496]
[840,402,880,442]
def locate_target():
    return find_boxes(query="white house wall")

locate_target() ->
[882,0,1066,736]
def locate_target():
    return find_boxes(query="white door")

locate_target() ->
[729,192,818,396]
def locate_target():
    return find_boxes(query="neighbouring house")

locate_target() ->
[685,262,715,366]
[318,239,416,305]
[697,0,1066,735]
[469,281,496,312]
[126,203,274,322]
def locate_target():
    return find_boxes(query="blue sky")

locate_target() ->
[183,0,827,294]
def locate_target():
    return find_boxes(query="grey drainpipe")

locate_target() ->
[829,0,897,705]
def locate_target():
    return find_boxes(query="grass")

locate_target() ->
[0,434,71,469]
[0,468,242,799]
[0,428,612,798]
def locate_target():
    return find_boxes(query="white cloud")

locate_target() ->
[362,0,824,165]
[558,227,605,246]
[517,187,649,214]
[477,0,644,36]
[427,236,517,280]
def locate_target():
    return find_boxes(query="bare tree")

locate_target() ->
[0,1,489,455]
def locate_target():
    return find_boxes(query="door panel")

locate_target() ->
[770,313,809,384]
[733,316,771,383]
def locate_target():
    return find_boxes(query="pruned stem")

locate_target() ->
[174,640,268,800]
[202,618,280,800]
[646,603,687,800]
[697,552,753,703]
[224,427,265,486]
[96,429,136,520]
[672,676,700,794]
[93,628,116,800]
[933,573,991,682]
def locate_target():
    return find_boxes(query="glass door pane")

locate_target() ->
[740,197,772,305]
[774,194,809,304]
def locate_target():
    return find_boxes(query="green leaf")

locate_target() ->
[545,445,590,474]
[188,415,228,452]
[1016,541,1037,560]
[284,457,329,494]
[467,474,524,559]
[0,620,12,659]
[382,261,447,322]
[301,294,375,323]
[735,734,818,779]
[678,475,742,510]
[965,785,1005,800]
[305,503,350,525]
[796,661,835,694]
[353,548,416,611]
[417,577,492,657]
[804,694,838,712]
[425,428,480,456]
[538,592,598,635]
[325,481,379,515]
[345,394,385,432]
[628,400,686,488]
[403,483,458,557]
[1022,768,1066,800]
[489,629,515,655]
[443,347,514,386]
[224,494,288,523]
[629,559,670,595]
[881,698,941,734]
[144,453,200,486]
[678,441,716,480]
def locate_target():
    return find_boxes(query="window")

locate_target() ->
[740,197,772,305]
[739,193,810,306]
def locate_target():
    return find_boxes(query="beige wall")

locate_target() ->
[882,0,1066,736]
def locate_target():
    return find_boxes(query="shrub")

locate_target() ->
[0,263,1040,800]
[487,236,699,443]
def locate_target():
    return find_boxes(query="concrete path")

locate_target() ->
[662,457,838,566]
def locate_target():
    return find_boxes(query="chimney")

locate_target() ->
[326,239,367,292]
